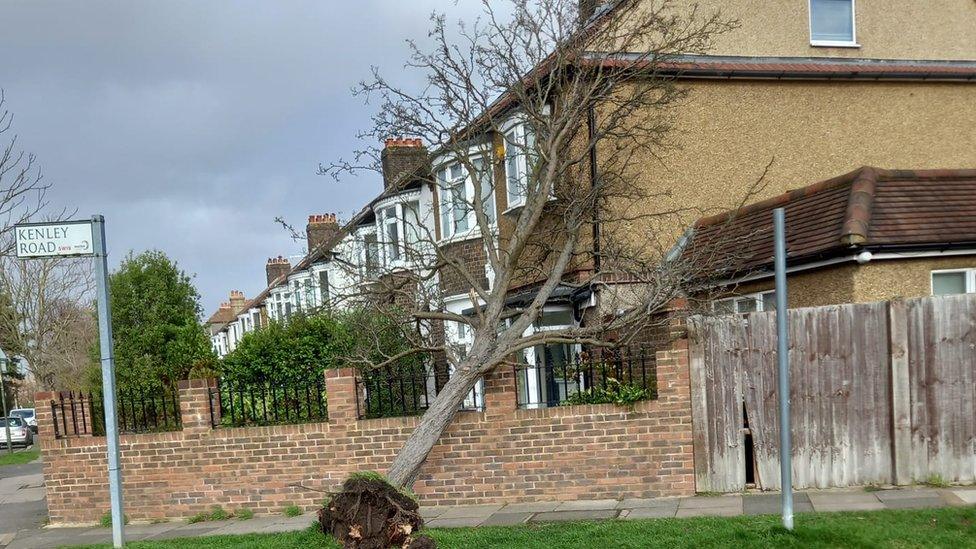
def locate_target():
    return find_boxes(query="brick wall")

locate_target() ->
[37,336,694,525]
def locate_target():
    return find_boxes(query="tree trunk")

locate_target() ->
[386,365,484,487]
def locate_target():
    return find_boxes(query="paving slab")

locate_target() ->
[554,499,618,511]
[207,518,282,536]
[675,507,741,518]
[948,489,976,505]
[425,516,485,528]
[881,497,946,510]
[419,506,449,520]
[809,490,884,513]
[623,505,678,520]
[742,493,813,516]
[480,512,534,526]
[530,509,619,523]
[499,501,560,513]
[618,498,680,510]
[437,503,503,519]
[874,489,941,502]
[143,523,222,540]
[678,496,743,510]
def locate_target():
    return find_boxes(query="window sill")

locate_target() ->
[437,227,496,247]
[810,40,860,48]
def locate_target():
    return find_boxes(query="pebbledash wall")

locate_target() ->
[37,333,693,525]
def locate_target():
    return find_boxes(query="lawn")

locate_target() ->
[0,447,39,466]
[84,507,976,548]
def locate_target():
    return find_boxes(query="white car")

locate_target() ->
[8,408,36,433]
[0,417,33,447]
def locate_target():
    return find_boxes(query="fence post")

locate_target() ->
[888,298,912,485]
[325,368,359,423]
[178,379,214,435]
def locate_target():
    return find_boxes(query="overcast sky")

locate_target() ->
[0,0,493,316]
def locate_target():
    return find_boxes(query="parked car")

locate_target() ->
[9,408,36,433]
[0,417,33,447]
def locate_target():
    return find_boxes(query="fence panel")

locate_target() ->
[49,389,182,438]
[210,377,328,428]
[356,363,482,419]
[906,294,976,484]
[514,346,658,409]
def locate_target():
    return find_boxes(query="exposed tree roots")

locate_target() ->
[318,475,435,549]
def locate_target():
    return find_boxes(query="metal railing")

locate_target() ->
[514,346,658,409]
[355,363,483,419]
[209,377,328,428]
[50,389,182,439]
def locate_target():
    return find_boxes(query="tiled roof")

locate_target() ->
[689,167,976,277]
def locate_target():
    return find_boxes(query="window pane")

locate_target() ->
[386,220,400,261]
[811,0,854,42]
[319,271,329,304]
[735,297,758,314]
[452,179,468,233]
[505,129,525,206]
[933,272,966,296]
[761,292,776,312]
[473,158,495,224]
[402,200,420,248]
[714,299,735,315]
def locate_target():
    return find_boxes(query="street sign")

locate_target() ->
[15,220,94,258]
[15,216,125,547]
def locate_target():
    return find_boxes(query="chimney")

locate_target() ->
[579,0,598,25]
[381,138,428,191]
[306,213,340,253]
[229,290,247,314]
[266,256,291,285]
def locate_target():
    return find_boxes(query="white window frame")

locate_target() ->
[714,290,777,315]
[809,0,859,48]
[930,269,976,296]
[435,152,496,242]
[503,123,533,210]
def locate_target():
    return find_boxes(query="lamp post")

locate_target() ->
[0,348,12,455]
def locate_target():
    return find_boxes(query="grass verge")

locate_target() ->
[0,448,39,466]
[78,506,976,548]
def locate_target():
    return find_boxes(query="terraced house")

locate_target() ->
[209,0,975,400]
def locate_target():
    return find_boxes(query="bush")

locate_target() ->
[283,505,303,517]
[99,511,130,528]
[564,378,653,406]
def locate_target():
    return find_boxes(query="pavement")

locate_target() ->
[0,455,973,548]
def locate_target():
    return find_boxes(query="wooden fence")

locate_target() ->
[689,294,976,492]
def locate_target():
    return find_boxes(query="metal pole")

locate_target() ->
[773,208,793,531]
[93,215,125,547]
[0,359,10,454]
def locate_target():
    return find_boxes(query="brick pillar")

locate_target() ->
[178,379,216,435]
[325,368,359,423]
[483,366,516,415]
[34,391,59,441]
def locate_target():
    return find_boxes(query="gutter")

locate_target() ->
[713,246,976,287]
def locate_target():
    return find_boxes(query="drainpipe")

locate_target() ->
[588,104,601,274]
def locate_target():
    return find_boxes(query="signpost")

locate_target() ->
[773,208,793,531]
[15,216,125,547]
[0,348,11,455]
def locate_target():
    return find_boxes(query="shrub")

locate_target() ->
[235,508,254,521]
[283,505,303,517]
[564,378,653,406]
[208,506,230,521]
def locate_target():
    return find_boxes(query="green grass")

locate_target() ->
[80,507,976,548]
[98,511,129,528]
[0,448,39,466]
[282,505,303,518]
[235,508,254,521]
